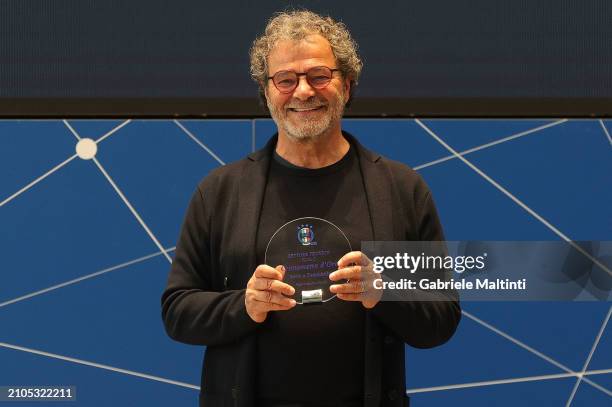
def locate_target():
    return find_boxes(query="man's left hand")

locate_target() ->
[329,251,382,309]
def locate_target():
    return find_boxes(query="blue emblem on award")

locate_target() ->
[297,224,316,246]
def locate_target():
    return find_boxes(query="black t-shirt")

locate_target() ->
[255,144,373,405]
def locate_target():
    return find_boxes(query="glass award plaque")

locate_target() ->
[265,217,351,304]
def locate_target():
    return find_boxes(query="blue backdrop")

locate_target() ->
[0,119,610,406]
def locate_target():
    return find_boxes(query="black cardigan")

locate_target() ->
[161,133,461,407]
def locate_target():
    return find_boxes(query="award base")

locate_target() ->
[301,289,323,304]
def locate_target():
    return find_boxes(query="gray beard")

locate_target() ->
[267,93,346,142]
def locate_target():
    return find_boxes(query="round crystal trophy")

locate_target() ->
[265,217,351,304]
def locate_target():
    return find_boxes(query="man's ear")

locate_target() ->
[263,83,268,98]
[259,81,270,108]
[344,78,351,102]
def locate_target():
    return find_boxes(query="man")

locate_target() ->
[162,10,460,407]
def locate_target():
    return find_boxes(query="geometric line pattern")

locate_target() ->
[457,311,611,397]
[415,119,612,278]
[174,120,226,166]
[599,120,612,146]
[406,369,612,395]
[1,119,610,406]
[0,341,199,390]
[414,119,568,170]
[566,306,612,405]
[64,121,173,264]
[0,247,176,309]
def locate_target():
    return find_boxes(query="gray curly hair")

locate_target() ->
[249,10,363,107]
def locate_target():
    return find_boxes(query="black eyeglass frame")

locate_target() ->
[267,66,341,94]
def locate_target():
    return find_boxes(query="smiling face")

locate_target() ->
[265,34,350,142]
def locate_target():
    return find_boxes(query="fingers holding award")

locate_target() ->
[329,251,383,309]
[245,264,296,323]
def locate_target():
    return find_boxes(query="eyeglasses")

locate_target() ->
[268,66,340,93]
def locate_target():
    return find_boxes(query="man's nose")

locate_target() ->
[292,75,316,100]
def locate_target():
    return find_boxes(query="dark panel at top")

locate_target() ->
[1,0,610,116]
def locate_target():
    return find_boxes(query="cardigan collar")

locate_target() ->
[247,131,381,163]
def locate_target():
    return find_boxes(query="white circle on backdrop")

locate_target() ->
[75,138,98,160]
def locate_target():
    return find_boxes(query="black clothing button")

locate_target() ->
[365,393,373,399]
[388,389,399,400]
[384,335,394,344]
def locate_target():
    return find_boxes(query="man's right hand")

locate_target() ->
[245,264,296,323]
